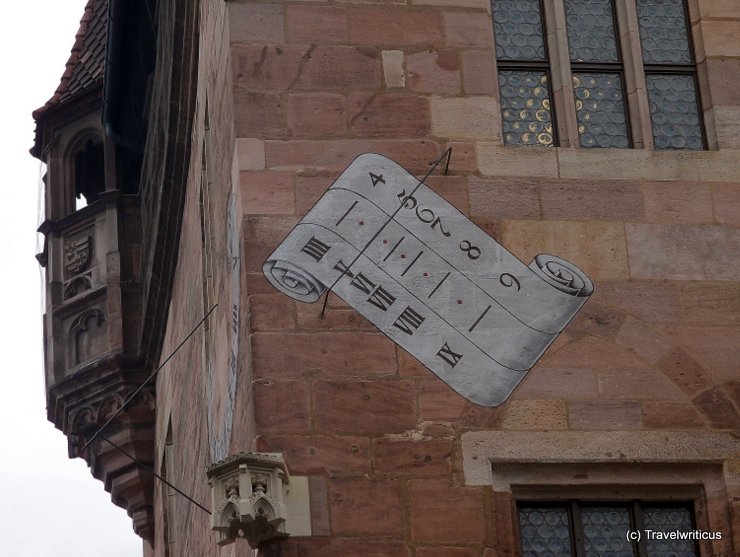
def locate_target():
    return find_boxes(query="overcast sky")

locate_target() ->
[0,2,142,555]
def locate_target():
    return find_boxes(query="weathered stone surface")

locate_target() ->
[382,50,406,88]
[641,182,713,223]
[347,8,444,47]
[615,317,673,365]
[234,91,285,138]
[516,367,599,400]
[237,138,266,170]
[287,5,347,44]
[598,368,686,400]
[539,180,644,221]
[501,399,568,430]
[596,281,682,324]
[330,478,405,535]
[254,380,309,431]
[702,20,740,57]
[698,0,740,18]
[692,386,740,429]
[252,332,397,378]
[462,50,497,95]
[656,347,711,397]
[373,438,452,476]
[232,44,381,93]
[418,380,467,420]
[259,434,370,475]
[679,282,740,324]
[314,380,416,433]
[568,401,643,430]
[566,303,626,340]
[240,170,295,214]
[443,12,494,48]
[309,476,330,535]
[501,220,629,280]
[329,539,410,557]
[286,94,347,137]
[348,93,431,136]
[424,175,470,213]
[407,49,460,94]
[663,326,740,382]
[430,96,500,140]
[468,176,541,219]
[265,139,441,172]
[409,480,486,543]
[626,224,740,281]
[541,336,647,369]
[477,143,558,177]
[712,183,740,226]
[230,3,284,42]
[642,401,706,429]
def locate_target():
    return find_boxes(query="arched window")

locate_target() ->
[73,138,105,207]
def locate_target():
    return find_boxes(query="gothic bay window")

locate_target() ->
[491,0,706,150]
[518,501,700,556]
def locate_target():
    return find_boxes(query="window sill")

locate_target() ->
[476,143,740,182]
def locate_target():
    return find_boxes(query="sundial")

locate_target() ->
[264,153,593,406]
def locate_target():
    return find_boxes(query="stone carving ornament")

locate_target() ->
[64,235,92,274]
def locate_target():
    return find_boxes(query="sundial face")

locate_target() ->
[263,154,593,406]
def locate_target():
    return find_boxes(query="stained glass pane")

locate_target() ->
[492,0,547,61]
[581,506,635,557]
[572,73,629,148]
[499,71,555,147]
[518,506,573,557]
[643,506,697,557]
[564,0,619,62]
[637,0,692,64]
[645,74,703,150]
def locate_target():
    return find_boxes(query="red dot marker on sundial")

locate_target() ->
[457,299,463,304]
[400,254,406,259]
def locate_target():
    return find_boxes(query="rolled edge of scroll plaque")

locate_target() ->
[263,153,593,407]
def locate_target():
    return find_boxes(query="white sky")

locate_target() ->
[0,2,142,555]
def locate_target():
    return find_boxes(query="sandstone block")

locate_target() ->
[329,539,410,557]
[568,400,643,430]
[373,438,453,476]
[409,480,486,543]
[416,549,478,557]
[382,50,406,88]
[663,326,740,383]
[287,5,347,44]
[330,478,405,535]
[701,20,740,57]
[596,281,681,324]
[712,183,740,226]
[234,91,285,138]
[679,282,740,324]
[656,347,711,396]
[626,224,740,281]
[424,175,470,213]
[445,141,478,172]
[240,170,294,214]
[642,182,713,223]
[314,380,416,433]
[477,143,558,177]
[598,368,686,400]
[347,8,444,47]
[642,401,706,429]
[348,93,431,136]
[251,332,397,378]
[236,138,266,170]
[413,0,490,8]
[501,220,629,280]
[286,93,347,137]
[230,3,284,42]
[259,434,370,475]
[468,176,541,220]
[430,96,500,140]
[407,49,460,94]
[539,179,644,221]
[418,380,467,420]
[615,316,673,365]
[705,58,740,107]
[501,399,568,430]
[516,367,598,400]
[309,476,330,536]
[713,106,740,150]
[249,293,295,330]
[698,0,740,18]
[692,386,740,429]
[462,49,497,95]
[254,380,309,431]
[443,12,494,48]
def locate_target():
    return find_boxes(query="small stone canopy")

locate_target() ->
[31,0,108,158]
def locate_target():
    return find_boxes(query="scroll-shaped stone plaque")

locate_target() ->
[264,154,593,406]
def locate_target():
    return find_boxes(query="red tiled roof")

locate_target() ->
[33,0,108,118]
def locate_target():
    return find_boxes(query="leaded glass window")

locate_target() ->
[637,0,704,149]
[492,0,555,147]
[517,501,699,557]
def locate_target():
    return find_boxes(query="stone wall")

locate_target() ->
[152,0,739,555]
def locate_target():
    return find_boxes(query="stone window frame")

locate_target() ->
[491,0,715,150]
[461,431,739,556]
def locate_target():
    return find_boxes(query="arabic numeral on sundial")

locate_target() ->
[499,272,521,293]
[459,240,481,260]
[369,172,385,187]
